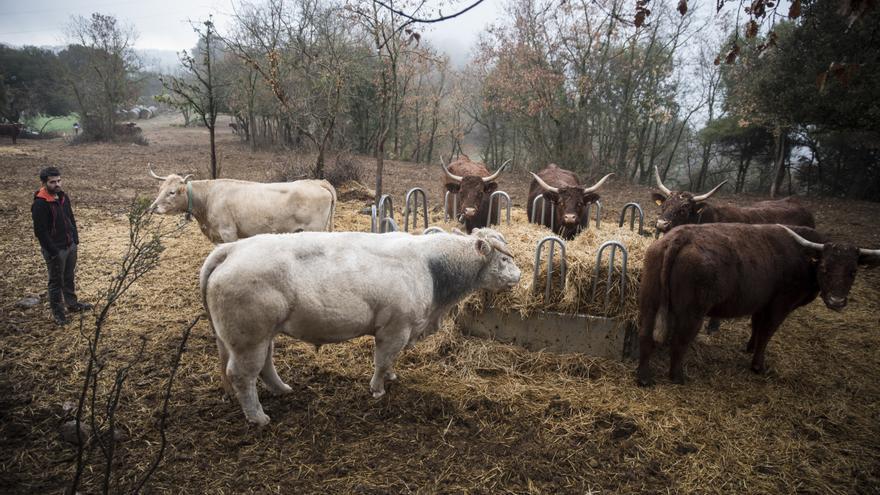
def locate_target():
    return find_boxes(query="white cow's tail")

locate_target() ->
[318,180,337,232]
[199,244,231,327]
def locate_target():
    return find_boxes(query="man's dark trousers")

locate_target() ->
[42,243,79,315]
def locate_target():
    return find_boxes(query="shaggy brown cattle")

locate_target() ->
[652,166,815,234]
[527,164,614,239]
[636,223,880,386]
[115,122,142,135]
[0,123,22,144]
[441,155,508,233]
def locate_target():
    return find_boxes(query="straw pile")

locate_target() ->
[333,202,653,325]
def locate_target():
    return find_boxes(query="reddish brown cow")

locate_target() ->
[441,155,508,233]
[652,166,815,234]
[636,223,880,386]
[0,123,23,144]
[527,164,614,239]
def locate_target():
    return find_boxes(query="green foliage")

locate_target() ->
[721,0,880,199]
[0,45,73,122]
[29,114,80,134]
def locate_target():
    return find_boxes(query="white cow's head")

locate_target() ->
[148,165,193,214]
[470,228,521,290]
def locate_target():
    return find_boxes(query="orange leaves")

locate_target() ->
[745,20,759,38]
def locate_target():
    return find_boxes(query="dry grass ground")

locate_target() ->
[1,115,879,494]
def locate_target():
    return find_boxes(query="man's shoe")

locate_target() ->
[67,302,93,313]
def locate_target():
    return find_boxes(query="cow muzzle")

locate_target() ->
[563,214,578,225]
[825,296,847,311]
[656,219,671,232]
[463,207,477,218]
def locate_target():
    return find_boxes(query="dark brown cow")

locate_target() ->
[527,164,614,239]
[115,122,142,135]
[441,155,508,233]
[0,123,23,144]
[636,223,880,386]
[652,166,815,234]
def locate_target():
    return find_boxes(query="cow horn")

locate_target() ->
[858,248,880,259]
[149,163,169,181]
[182,174,194,182]
[441,161,463,183]
[488,238,514,258]
[654,166,672,196]
[778,224,824,252]
[692,180,728,202]
[530,172,559,194]
[583,172,614,193]
[482,159,510,183]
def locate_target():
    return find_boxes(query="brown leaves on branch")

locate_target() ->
[789,0,801,19]
[634,0,651,28]
[677,0,688,16]
[745,19,759,38]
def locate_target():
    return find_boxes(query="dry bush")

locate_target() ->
[324,152,364,187]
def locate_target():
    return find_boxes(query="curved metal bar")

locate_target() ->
[617,202,645,235]
[422,226,446,235]
[378,194,394,224]
[403,188,429,232]
[593,200,602,229]
[380,217,399,233]
[590,241,628,311]
[532,236,567,301]
[444,191,459,222]
[488,190,511,226]
[530,194,555,231]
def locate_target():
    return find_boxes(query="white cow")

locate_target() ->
[148,166,336,243]
[200,228,522,425]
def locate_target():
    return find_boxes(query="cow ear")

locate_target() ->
[484,182,499,193]
[474,239,492,257]
[651,192,666,206]
[445,183,460,193]
[582,192,600,204]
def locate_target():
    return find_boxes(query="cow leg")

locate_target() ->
[370,327,409,398]
[260,340,292,395]
[669,315,703,385]
[218,225,239,243]
[636,326,656,387]
[216,337,233,397]
[227,343,271,426]
[705,318,721,335]
[749,308,786,374]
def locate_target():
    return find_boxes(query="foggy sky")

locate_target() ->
[0,0,504,67]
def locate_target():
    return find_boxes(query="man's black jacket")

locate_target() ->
[32,187,79,257]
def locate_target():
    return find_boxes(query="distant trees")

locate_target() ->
[61,13,140,140]
[717,0,880,199]
[0,45,72,123]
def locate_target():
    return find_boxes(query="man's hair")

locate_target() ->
[39,166,61,183]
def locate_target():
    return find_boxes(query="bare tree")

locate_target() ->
[160,19,222,179]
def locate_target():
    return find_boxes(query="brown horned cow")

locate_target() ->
[636,223,880,386]
[441,155,508,233]
[0,122,23,144]
[652,166,815,234]
[527,164,614,239]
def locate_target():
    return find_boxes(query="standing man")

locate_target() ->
[31,166,91,325]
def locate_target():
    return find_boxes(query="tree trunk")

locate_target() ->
[769,127,787,198]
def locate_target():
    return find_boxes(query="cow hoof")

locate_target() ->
[636,376,655,387]
[385,372,398,382]
[670,374,686,385]
[750,365,768,375]
[247,412,271,427]
[269,383,293,395]
[372,389,386,399]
